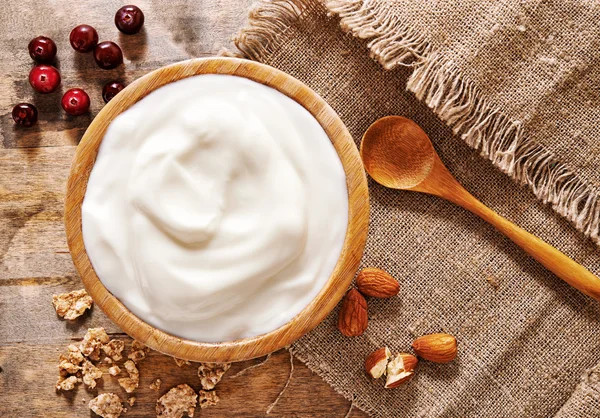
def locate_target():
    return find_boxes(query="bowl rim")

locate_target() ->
[64,57,369,362]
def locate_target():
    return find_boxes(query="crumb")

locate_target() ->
[67,344,85,365]
[80,328,110,361]
[198,363,230,390]
[156,384,197,418]
[132,340,150,352]
[173,357,191,367]
[102,340,125,361]
[58,355,82,376]
[150,378,162,392]
[82,360,103,388]
[108,365,121,376]
[89,393,124,418]
[128,349,146,363]
[486,276,500,289]
[52,289,93,320]
[56,375,81,391]
[128,397,136,407]
[103,357,114,365]
[198,390,219,409]
[118,360,139,393]
[128,340,150,363]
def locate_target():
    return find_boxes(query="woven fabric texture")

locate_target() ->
[232,1,600,416]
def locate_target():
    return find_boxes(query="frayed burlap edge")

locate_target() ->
[328,0,600,246]
[234,0,600,246]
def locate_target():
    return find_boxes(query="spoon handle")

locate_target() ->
[420,160,600,301]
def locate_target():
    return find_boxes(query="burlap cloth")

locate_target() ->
[231,1,600,416]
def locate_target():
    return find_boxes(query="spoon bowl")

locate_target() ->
[361,116,600,301]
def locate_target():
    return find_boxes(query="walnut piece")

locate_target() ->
[89,393,124,418]
[82,360,103,388]
[102,340,125,361]
[173,357,191,367]
[150,378,162,392]
[198,390,219,409]
[197,363,230,390]
[108,365,121,376]
[80,328,110,361]
[118,360,139,393]
[156,384,197,418]
[56,375,81,391]
[128,397,136,407]
[52,289,93,320]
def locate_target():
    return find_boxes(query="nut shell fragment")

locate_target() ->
[364,347,391,379]
[385,353,418,388]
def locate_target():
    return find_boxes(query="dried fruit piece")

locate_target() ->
[150,378,162,392]
[80,328,110,360]
[89,393,124,418]
[52,289,93,320]
[156,384,198,418]
[82,360,103,388]
[385,353,418,388]
[356,268,400,298]
[337,289,368,337]
[118,360,139,393]
[198,390,219,409]
[412,333,457,363]
[108,365,121,376]
[174,357,191,367]
[364,347,391,379]
[102,339,125,361]
[198,363,230,390]
[56,375,81,391]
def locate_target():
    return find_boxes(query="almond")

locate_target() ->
[364,347,391,379]
[337,289,368,337]
[385,353,418,388]
[412,333,457,363]
[356,268,399,298]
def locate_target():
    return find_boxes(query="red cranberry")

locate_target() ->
[93,41,123,70]
[28,36,57,63]
[102,81,125,103]
[115,5,145,35]
[61,88,90,116]
[69,24,99,53]
[29,65,61,94]
[12,103,38,127]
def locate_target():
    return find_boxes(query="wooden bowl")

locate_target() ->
[64,57,369,362]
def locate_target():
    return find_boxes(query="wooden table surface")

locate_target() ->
[0,1,365,416]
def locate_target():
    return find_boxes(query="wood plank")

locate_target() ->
[0,344,364,417]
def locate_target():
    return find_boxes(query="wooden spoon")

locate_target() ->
[361,115,600,301]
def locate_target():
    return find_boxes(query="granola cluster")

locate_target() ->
[118,360,140,393]
[198,362,230,390]
[198,390,219,409]
[52,289,93,320]
[53,326,227,416]
[156,384,198,418]
[80,327,110,361]
[89,393,125,418]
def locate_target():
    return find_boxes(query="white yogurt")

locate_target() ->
[81,74,348,342]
